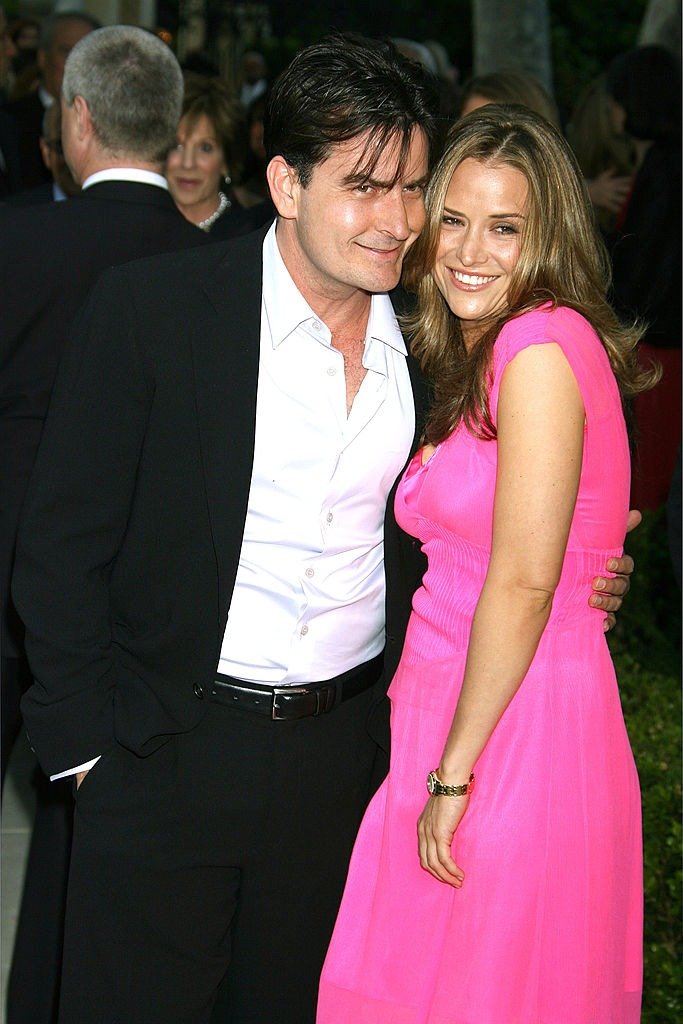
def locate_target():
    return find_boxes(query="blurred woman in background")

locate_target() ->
[166,73,272,238]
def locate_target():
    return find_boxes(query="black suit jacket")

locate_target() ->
[2,91,49,191]
[0,109,22,198]
[5,180,61,204]
[13,228,428,776]
[1,181,208,659]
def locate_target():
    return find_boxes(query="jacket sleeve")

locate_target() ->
[12,266,151,777]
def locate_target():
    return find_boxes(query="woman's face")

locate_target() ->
[166,113,227,223]
[432,158,528,347]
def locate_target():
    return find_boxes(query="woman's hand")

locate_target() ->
[418,794,470,887]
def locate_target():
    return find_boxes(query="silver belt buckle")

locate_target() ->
[272,686,309,720]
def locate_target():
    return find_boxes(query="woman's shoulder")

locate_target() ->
[492,305,618,416]
[499,304,595,342]
[495,304,602,368]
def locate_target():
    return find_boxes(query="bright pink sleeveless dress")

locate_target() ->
[318,307,643,1024]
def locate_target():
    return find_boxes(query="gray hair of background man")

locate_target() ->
[62,25,183,161]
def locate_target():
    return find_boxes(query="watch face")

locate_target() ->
[427,772,436,794]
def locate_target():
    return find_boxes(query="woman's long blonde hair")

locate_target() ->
[403,104,654,444]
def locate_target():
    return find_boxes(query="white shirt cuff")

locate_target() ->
[50,755,101,781]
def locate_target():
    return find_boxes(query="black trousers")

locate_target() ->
[58,681,383,1024]
[3,653,72,1024]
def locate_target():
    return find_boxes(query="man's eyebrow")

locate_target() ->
[342,172,430,189]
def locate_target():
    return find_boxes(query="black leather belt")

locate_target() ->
[210,653,384,721]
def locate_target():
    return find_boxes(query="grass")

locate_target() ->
[608,507,682,1022]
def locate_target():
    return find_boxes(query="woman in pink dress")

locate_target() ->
[317,106,653,1023]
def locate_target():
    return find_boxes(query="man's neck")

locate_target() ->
[274,219,373,339]
[76,156,163,187]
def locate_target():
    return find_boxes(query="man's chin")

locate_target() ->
[354,264,403,295]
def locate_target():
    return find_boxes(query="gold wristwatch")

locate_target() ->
[426,770,475,797]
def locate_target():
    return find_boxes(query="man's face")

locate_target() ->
[39,18,93,99]
[283,128,429,302]
[40,104,79,196]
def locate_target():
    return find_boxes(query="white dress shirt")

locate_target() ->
[218,224,415,684]
[81,168,169,191]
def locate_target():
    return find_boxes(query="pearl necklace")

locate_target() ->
[197,192,231,231]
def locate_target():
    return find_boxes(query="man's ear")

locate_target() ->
[71,95,92,142]
[266,156,301,219]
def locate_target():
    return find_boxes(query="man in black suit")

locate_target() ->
[12,32,633,1024]
[7,100,79,204]
[2,10,98,191]
[0,25,206,1024]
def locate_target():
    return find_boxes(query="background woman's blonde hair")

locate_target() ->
[459,70,560,128]
[403,104,653,444]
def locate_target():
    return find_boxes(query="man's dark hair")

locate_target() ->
[264,33,440,186]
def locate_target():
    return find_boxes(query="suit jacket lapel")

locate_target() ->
[193,232,264,630]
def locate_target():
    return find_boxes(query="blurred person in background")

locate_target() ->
[9,16,40,79]
[605,45,681,510]
[2,10,98,190]
[239,91,270,202]
[166,73,273,238]
[567,73,636,232]
[0,4,20,195]
[0,3,16,102]
[238,49,267,108]
[7,100,79,203]
[1,26,208,1023]
[459,69,561,127]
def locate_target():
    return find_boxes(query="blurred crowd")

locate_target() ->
[2,9,679,511]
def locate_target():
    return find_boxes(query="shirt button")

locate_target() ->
[327,367,336,376]
[193,683,204,699]
[301,624,309,636]
[305,567,314,578]
[312,321,321,331]
[326,512,333,524]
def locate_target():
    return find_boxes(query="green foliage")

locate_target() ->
[609,508,682,1022]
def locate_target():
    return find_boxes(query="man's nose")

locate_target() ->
[378,190,412,240]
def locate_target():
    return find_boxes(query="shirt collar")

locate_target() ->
[262,222,406,356]
[81,168,169,191]
[38,86,54,110]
